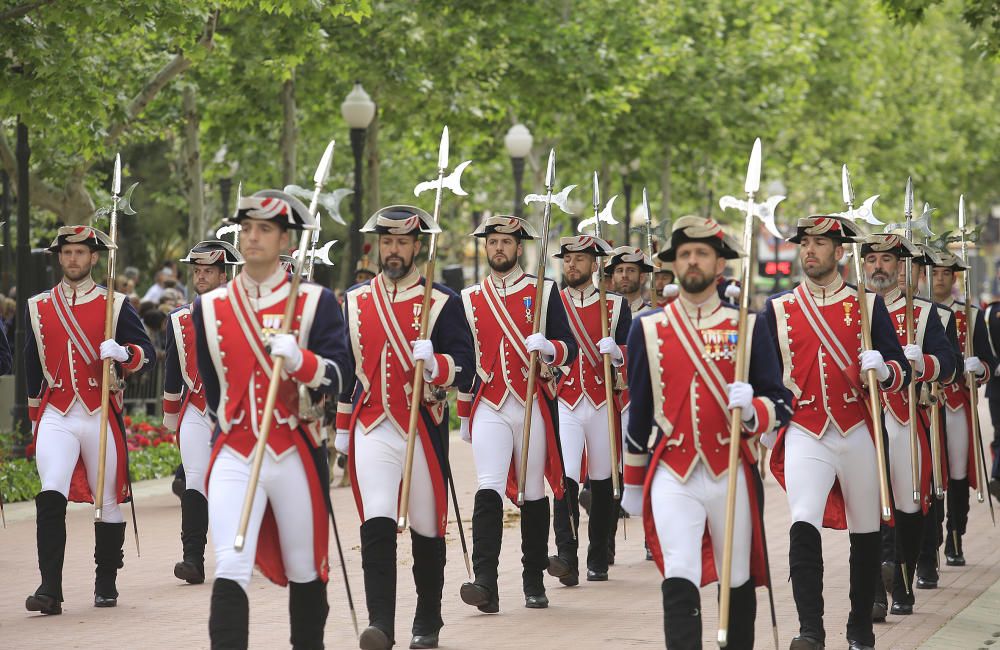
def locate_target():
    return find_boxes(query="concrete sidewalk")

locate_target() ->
[1,436,999,649]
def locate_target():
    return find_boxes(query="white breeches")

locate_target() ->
[558,399,613,483]
[783,425,880,534]
[650,463,752,587]
[35,401,123,523]
[353,420,439,538]
[471,397,547,502]
[945,408,969,480]
[209,447,317,590]
[179,409,213,496]
[884,416,922,514]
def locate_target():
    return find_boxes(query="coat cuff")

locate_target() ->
[335,400,353,431]
[916,354,940,383]
[746,397,776,435]
[457,392,474,418]
[121,343,147,373]
[289,349,324,388]
[429,353,456,387]
[28,397,40,424]
[548,339,571,367]
[623,452,650,487]
[163,391,183,431]
[880,360,906,393]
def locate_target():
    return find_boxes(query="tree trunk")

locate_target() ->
[660,145,672,222]
[366,106,380,218]
[183,85,205,243]
[280,74,296,187]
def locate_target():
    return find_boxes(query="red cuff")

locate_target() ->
[748,397,776,435]
[916,354,940,382]
[288,349,320,385]
[430,353,456,387]
[881,360,906,393]
[336,400,353,431]
[623,451,649,487]
[121,344,146,373]
[457,392,473,418]
[549,340,571,367]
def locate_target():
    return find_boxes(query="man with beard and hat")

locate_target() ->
[765,216,910,650]
[24,226,155,615]
[622,216,791,649]
[925,248,995,568]
[354,242,378,285]
[605,245,654,313]
[163,240,244,585]
[545,235,631,587]
[652,260,678,308]
[456,215,577,613]
[335,205,475,650]
[192,189,351,649]
[860,234,956,620]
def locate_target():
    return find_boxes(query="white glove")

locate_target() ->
[459,417,471,443]
[965,356,986,377]
[621,485,644,517]
[99,339,129,363]
[724,283,742,301]
[412,339,439,380]
[598,336,624,366]
[760,430,778,449]
[525,332,556,361]
[662,284,679,299]
[270,333,304,373]
[860,349,891,383]
[902,344,925,374]
[727,381,755,422]
[334,430,350,455]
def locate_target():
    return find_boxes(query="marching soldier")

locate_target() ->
[192,189,350,649]
[163,240,244,585]
[457,215,578,613]
[622,216,791,649]
[605,245,654,313]
[335,206,475,650]
[985,299,1000,500]
[24,226,154,615]
[546,236,630,586]
[652,260,678,307]
[354,242,378,285]
[860,234,956,618]
[765,217,909,650]
[928,249,995,566]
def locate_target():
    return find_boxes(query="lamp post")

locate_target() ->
[504,124,533,218]
[341,82,376,270]
[767,179,786,291]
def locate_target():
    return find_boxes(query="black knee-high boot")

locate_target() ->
[726,580,757,650]
[916,497,943,588]
[789,522,824,647]
[460,489,503,613]
[209,578,249,650]
[872,522,893,622]
[289,579,329,649]
[548,478,579,586]
[410,531,446,649]
[359,517,397,649]
[175,489,208,584]
[94,521,126,607]
[945,477,969,566]
[891,511,924,614]
[520,497,550,608]
[586,477,612,580]
[846,532,879,648]
[25,490,67,615]
[662,577,701,650]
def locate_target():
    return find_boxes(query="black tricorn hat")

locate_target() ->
[179,240,244,267]
[361,205,440,235]
[47,225,117,253]
[228,189,317,231]
[786,216,862,245]
[658,216,743,263]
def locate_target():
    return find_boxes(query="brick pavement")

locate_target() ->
[2,428,999,649]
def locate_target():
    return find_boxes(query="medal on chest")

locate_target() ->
[261,313,284,338]
[895,313,906,338]
[843,302,854,327]
[412,303,422,333]
[523,296,533,324]
[702,328,738,361]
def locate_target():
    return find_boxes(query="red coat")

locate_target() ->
[162,305,207,432]
[556,286,630,410]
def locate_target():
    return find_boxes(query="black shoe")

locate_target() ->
[880,561,895,594]
[94,521,126,608]
[409,633,439,649]
[871,601,887,623]
[174,560,205,585]
[524,594,549,609]
[94,594,117,608]
[547,555,578,586]
[359,626,393,650]
[890,601,913,615]
[847,641,874,650]
[944,530,965,566]
[916,559,938,589]
[459,582,498,613]
[25,593,62,615]
[788,636,824,649]
[586,569,608,582]
[550,480,579,587]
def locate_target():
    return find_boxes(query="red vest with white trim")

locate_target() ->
[557,286,626,409]
[942,300,986,411]
[162,306,207,429]
[880,290,936,424]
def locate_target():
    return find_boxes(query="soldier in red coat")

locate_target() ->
[192,189,350,649]
[765,216,910,650]
[860,234,956,619]
[623,216,791,649]
[605,245,654,314]
[163,240,243,585]
[545,235,630,587]
[24,226,154,615]
[336,206,475,650]
[927,249,994,567]
[456,215,578,613]
[652,261,678,307]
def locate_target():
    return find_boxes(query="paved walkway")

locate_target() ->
[1,432,998,649]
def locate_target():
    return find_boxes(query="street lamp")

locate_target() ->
[766,179,787,291]
[341,81,376,270]
[504,124,533,218]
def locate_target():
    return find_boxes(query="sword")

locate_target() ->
[957,195,995,524]
[398,126,471,532]
[841,164,893,523]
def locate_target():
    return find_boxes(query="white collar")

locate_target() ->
[238,267,287,300]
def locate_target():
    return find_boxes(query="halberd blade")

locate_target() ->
[112,154,122,196]
[592,171,600,211]
[119,182,139,216]
[439,127,449,170]
[524,184,577,214]
[719,194,784,238]
[745,138,761,195]
[314,140,335,186]
[904,176,914,218]
[958,194,966,230]
[545,149,555,189]
[414,160,471,197]
[216,223,239,239]
[577,195,620,233]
